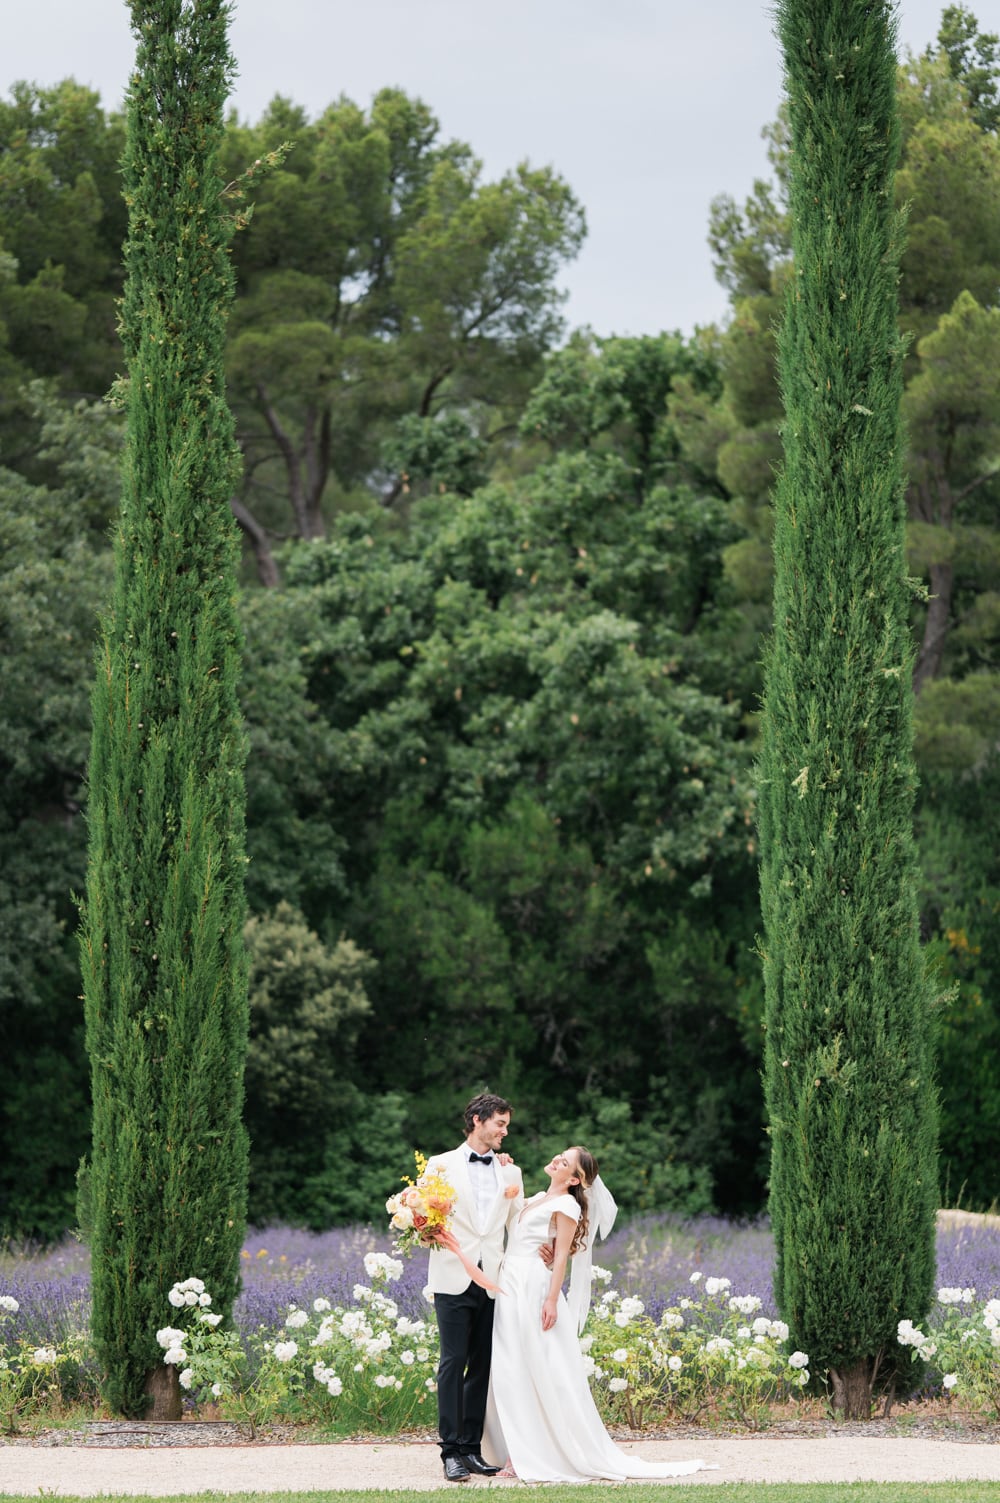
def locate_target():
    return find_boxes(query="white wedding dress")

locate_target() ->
[482,1192,711,1483]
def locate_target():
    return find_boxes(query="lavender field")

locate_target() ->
[3,1211,1000,1348]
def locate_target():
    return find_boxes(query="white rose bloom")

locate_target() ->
[365,1251,404,1281]
[943,1373,958,1389]
[728,1294,762,1315]
[178,1369,194,1390]
[32,1347,57,1365]
[704,1337,733,1355]
[668,1355,683,1372]
[770,1320,789,1342]
[609,1377,628,1393]
[391,1206,415,1230]
[614,1311,630,1328]
[313,1298,332,1313]
[168,1289,186,1308]
[752,1317,770,1336]
[327,1376,343,1396]
[211,1383,223,1397]
[581,1354,596,1378]
[591,1265,613,1284]
[285,1309,309,1328]
[579,1335,595,1352]
[425,1378,437,1391]
[198,1293,212,1307]
[704,1277,731,1297]
[661,1312,685,1331]
[401,1351,415,1365]
[184,1291,199,1307]
[416,1346,431,1362]
[200,1312,223,1327]
[163,1346,187,1366]
[156,1327,186,1350]
[619,1297,644,1318]
[612,1348,628,1363]
[689,1271,702,1284]
[0,1296,20,1312]
[788,1351,809,1369]
[273,1341,298,1363]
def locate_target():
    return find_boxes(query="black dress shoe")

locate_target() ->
[462,1454,502,1476]
[444,1455,471,1481]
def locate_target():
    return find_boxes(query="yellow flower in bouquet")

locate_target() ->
[386,1152,456,1254]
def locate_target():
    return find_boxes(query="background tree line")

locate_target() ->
[1,5,998,1241]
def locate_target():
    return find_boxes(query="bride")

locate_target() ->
[482,1146,713,1483]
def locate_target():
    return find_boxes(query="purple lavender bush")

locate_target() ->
[3,1212,1000,1397]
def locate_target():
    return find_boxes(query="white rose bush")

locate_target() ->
[898,1288,1000,1417]
[583,1273,810,1430]
[0,1294,89,1435]
[155,1259,439,1435]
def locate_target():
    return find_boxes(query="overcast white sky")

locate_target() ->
[8,0,953,338]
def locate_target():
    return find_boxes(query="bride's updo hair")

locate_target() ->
[566,1147,599,1255]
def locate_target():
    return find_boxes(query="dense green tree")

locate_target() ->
[0,82,125,467]
[264,364,765,1212]
[79,0,250,1418]
[0,456,112,1240]
[242,903,384,1225]
[221,90,584,580]
[759,0,937,1420]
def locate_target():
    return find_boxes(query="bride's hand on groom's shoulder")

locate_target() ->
[496,1152,515,1167]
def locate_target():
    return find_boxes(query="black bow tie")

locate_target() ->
[469,1152,494,1165]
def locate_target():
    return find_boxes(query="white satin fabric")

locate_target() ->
[482,1191,711,1482]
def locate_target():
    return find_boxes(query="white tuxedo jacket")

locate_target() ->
[424,1145,523,1298]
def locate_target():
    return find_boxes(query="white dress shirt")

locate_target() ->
[467,1149,497,1228]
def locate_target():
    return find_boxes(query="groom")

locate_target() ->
[425,1092,523,1483]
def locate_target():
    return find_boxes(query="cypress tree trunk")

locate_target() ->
[759,0,937,1420]
[80,0,249,1419]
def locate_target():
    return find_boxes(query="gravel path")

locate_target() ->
[2,1433,1000,1492]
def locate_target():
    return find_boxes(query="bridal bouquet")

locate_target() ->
[386,1152,456,1254]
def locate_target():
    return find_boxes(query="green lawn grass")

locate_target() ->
[4,1489,1000,1502]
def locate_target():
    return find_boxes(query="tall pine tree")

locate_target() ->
[80,0,249,1418]
[758,0,937,1419]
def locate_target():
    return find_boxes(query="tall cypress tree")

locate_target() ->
[758,0,937,1420]
[80,0,249,1418]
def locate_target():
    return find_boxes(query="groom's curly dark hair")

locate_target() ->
[463,1092,512,1132]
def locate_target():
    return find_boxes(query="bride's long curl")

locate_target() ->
[566,1146,598,1255]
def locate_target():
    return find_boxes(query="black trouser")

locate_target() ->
[434,1281,495,1459]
